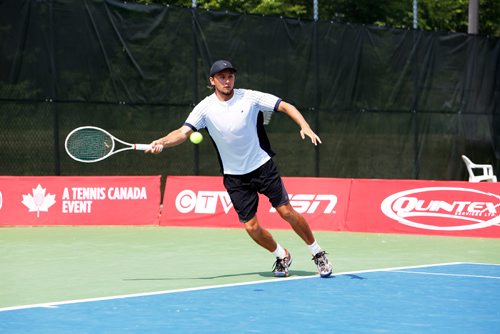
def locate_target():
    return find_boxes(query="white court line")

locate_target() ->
[0,261,467,313]
[464,262,500,267]
[387,270,500,280]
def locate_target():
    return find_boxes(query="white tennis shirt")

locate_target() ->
[185,88,282,175]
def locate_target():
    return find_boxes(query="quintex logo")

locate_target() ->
[381,187,500,231]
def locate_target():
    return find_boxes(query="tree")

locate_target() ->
[137,0,499,37]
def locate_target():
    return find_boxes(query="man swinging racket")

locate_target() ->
[146,60,333,278]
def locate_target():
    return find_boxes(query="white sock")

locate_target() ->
[308,240,322,256]
[272,243,286,259]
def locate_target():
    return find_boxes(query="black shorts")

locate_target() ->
[223,159,289,223]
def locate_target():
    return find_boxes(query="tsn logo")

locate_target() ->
[175,190,337,215]
[271,194,337,214]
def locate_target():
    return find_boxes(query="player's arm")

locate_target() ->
[146,125,193,154]
[277,100,322,146]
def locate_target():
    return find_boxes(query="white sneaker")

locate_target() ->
[312,251,333,278]
[272,249,292,277]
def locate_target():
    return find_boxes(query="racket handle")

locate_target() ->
[134,144,152,151]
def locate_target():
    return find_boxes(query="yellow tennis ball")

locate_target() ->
[189,132,203,144]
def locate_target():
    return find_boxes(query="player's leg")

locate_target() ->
[223,173,292,277]
[243,216,292,277]
[275,204,332,277]
[275,203,315,244]
[243,215,276,252]
[259,159,333,278]
[257,159,317,248]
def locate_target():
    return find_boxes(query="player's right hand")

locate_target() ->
[146,141,163,154]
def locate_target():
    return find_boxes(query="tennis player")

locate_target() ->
[146,60,332,278]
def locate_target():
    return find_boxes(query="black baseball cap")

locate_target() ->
[210,60,237,77]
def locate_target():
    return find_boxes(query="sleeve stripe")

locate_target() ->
[274,98,282,112]
[184,122,198,131]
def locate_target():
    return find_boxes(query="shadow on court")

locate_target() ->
[344,274,366,279]
[121,271,368,281]
[122,270,319,281]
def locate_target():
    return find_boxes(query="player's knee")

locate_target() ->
[276,204,296,222]
[244,217,259,233]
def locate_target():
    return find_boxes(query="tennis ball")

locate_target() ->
[189,132,203,144]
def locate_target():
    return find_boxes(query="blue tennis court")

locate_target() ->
[1,262,499,333]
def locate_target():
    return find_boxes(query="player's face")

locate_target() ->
[210,70,235,99]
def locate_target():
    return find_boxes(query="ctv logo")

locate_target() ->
[176,190,233,214]
[381,187,500,231]
[175,190,337,215]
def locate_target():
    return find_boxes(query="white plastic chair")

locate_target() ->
[461,155,497,182]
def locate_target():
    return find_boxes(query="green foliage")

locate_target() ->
[137,0,499,37]
[481,0,500,37]
[417,0,469,32]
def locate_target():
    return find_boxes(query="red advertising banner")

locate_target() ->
[3,175,499,238]
[346,179,500,238]
[0,176,161,226]
[159,176,352,230]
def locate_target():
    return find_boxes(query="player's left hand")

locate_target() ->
[300,127,322,146]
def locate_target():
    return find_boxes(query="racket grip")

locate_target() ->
[134,144,152,151]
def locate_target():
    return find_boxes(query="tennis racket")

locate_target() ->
[65,126,152,163]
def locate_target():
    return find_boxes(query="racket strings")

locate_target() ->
[66,128,113,162]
